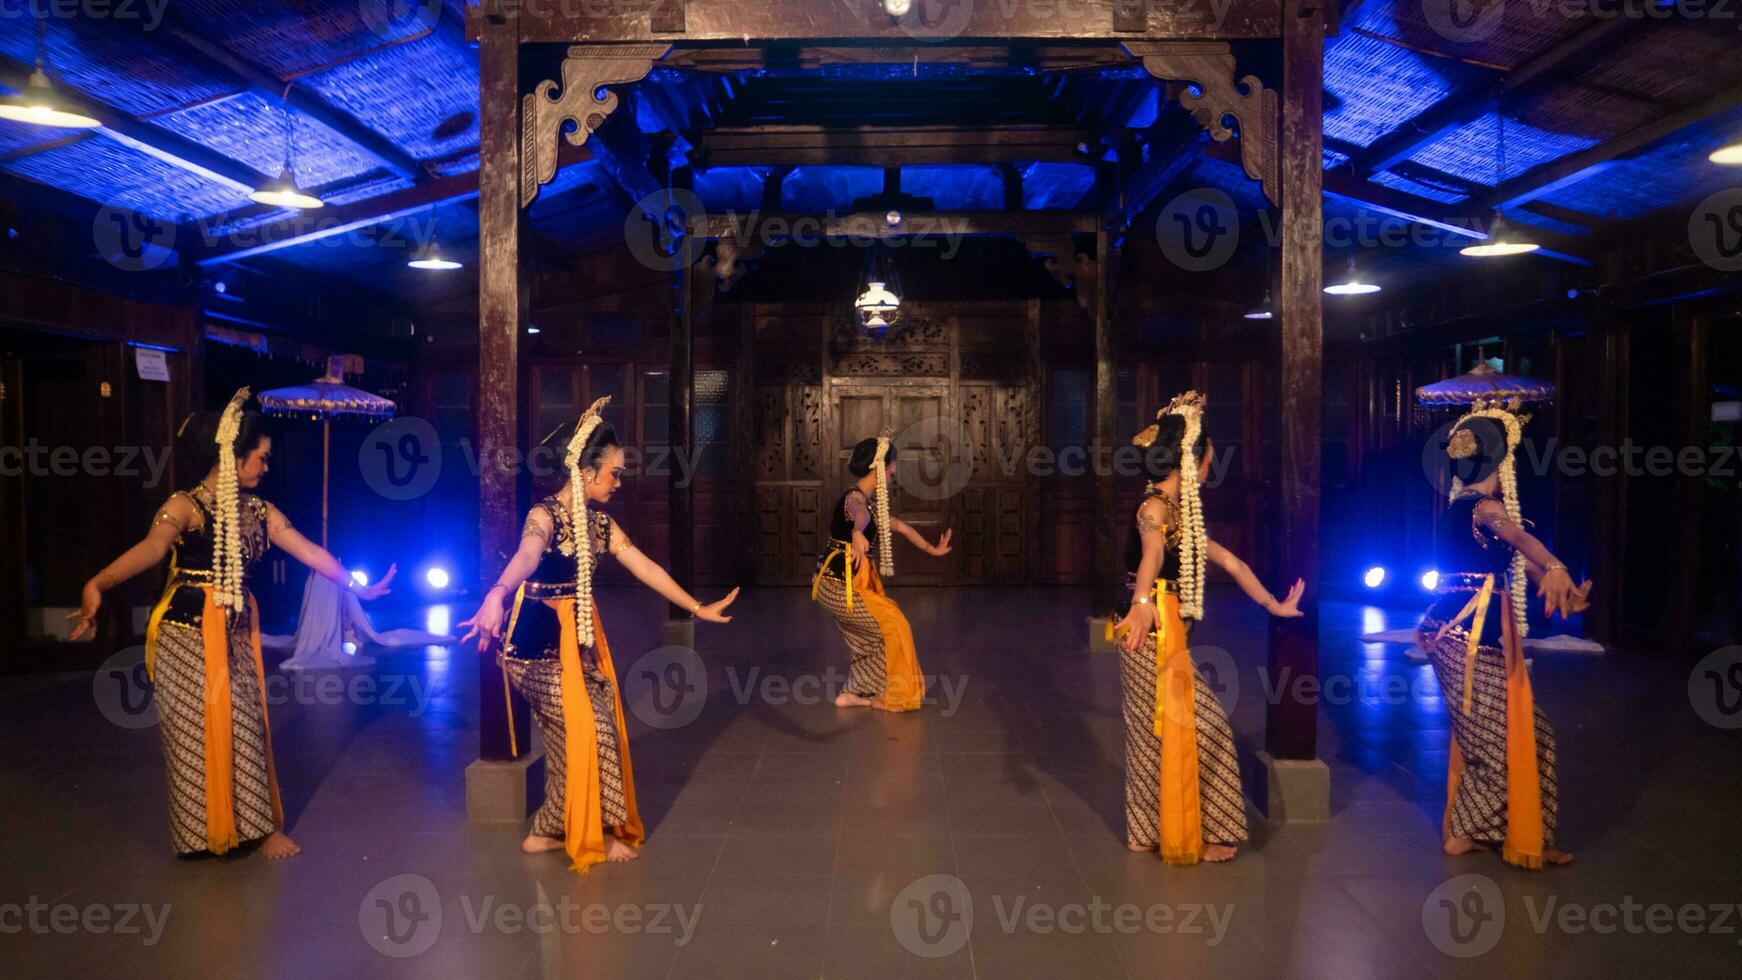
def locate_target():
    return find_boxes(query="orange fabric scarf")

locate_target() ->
[854,562,925,712]
[1441,589,1545,869]
[554,600,645,874]
[1151,591,1203,865]
[145,586,283,855]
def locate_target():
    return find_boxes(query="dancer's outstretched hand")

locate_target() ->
[458,592,507,651]
[1268,578,1307,618]
[927,529,953,557]
[695,587,739,624]
[351,564,397,601]
[66,582,102,641]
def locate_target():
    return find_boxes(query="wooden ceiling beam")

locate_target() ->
[466,0,1282,44]
[692,124,1095,167]
[695,209,1099,240]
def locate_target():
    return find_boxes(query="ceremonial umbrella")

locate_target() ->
[1415,361,1556,407]
[258,356,397,548]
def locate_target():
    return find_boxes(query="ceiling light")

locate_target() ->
[1461,213,1539,258]
[1324,257,1380,296]
[1709,140,1742,165]
[407,243,462,270]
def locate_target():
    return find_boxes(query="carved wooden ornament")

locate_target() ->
[1124,41,1279,207]
[521,43,671,207]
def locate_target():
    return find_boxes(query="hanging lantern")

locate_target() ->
[853,242,904,336]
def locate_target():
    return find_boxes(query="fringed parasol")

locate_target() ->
[1415,362,1556,407]
[258,356,397,548]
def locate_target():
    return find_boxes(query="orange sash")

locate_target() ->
[554,600,644,874]
[1441,590,1545,869]
[1151,590,1203,865]
[854,562,925,712]
[145,585,283,855]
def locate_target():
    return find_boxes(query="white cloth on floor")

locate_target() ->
[262,575,453,671]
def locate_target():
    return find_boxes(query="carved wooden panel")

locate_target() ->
[831,313,948,352]
[756,485,784,581]
[960,350,1028,381]
[754,385,786,480]
[793,385,824,480]
[833,352,949,377]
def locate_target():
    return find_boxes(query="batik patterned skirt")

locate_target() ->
[153,616,278,854]
[1419,618,1559,847]
[1119,631,1247,849]
[501,653,629,838]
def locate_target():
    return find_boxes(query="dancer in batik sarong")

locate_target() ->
[1112,392,1305,864]
[459,397,738,873]
[812,432,952,711]
[68,388,395,859]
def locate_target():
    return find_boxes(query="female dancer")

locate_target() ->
[67,388,395,859]
[811,432,952,711]
[1112,392,1305,864]
[458,397,738,873]
[1417,398,1590,868]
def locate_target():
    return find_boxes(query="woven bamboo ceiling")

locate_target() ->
[1,1,1739,306]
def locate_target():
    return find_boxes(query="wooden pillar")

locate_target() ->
[1091,226,1120,615]
[1265,0,1325,761]
[668,168,696,625]
[476,4,529,762]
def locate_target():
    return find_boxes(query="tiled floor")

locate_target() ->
[3,585,1738,978]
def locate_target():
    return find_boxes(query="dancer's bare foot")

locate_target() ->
[1442,836,1490,857]
[522,834,564,854]
[1127,841,1153,853]
[834,691,873,708]
[1542,848,1574,866]
[1202,844,1238,863]
[606,838,638,863]
[260,832,301,859]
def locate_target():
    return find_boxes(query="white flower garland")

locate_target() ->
[211,387,251,619]
[1164,392,1210,621]
[872,433,894,578]
[563,396,612,648]
[1447,402,1530,640]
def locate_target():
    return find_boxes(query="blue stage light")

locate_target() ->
[425,566,451,589]
[1420,569,1440,592]
[1363,566,1387,589]
[349,569,369,587]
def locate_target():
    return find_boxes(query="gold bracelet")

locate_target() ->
[689,599,701,614]
[1544,562,1568,574]
[1132,595,1152,606]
